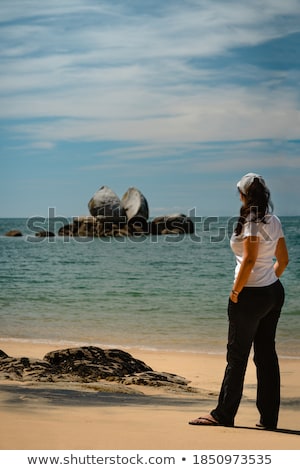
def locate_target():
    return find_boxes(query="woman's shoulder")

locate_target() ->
[261,214,284,239]
[264,213,282,226]
[246,212,281,223]
[242,213,283,239]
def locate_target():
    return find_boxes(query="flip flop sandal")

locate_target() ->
[189,416,220,426]
[255,423,276,430]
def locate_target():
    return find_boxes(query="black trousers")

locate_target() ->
[211,280,285,427]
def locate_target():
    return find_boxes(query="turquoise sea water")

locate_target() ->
[0,216,299,358]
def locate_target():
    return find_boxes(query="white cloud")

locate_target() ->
[0,0,300,151]
[3,81,299,146]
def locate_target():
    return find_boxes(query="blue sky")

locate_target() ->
[1,0,300,218]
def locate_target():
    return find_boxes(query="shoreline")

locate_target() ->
[1,339,300,450]
[1,336,299,360]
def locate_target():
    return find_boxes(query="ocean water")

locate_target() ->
[0,216,299,358]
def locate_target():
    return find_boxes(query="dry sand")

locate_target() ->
[0,341,299,450]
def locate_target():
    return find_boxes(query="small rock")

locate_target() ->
[35,231,55,237]
[5,230,22,237]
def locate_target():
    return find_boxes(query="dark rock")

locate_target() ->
[5,230,22,237]
[0,352,53,381]
[0,350,9,359]
[59,215,134,238]
[58,218,140,238]
[151,214,194,235]
[58,223,76,236]
[75,217,97,237]
[95,216,128,237]
[43,347,152,381]
[122,371,190,388]
[57,213,195,238]
[35,231,55,237]
[0,346,190,389]
[74,216,96,224]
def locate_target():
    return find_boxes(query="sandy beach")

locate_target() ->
[0,340,299,450]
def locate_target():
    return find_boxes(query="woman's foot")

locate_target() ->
[189,414,220,426]
[256,422,277,430]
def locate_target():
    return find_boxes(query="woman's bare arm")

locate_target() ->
[274,237,289,277]
[230,236,259,303]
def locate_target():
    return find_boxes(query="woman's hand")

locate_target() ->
[230,290,239,303]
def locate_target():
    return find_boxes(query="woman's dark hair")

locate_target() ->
[235,177,273,236]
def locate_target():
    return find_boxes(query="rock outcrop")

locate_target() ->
[0,346,190,390]
[150,214,194,235]
[4,185,194,239]
[88,186,126,219]
[121,187,149,222]
[57,213,194,238]
[58,216,147,237]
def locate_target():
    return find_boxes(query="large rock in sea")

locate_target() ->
[58,186,193,238]
[121,187,149,222]
[88,186,126,219]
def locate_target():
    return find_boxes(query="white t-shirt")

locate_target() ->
[230,214,284,287]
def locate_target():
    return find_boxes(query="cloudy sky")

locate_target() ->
[1,0,300,218]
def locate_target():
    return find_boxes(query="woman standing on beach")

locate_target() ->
[189,173,289,429]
